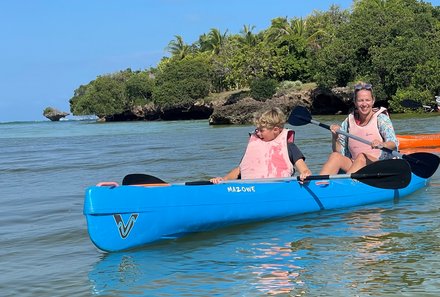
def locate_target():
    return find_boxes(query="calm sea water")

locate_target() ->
[1,115,439,297]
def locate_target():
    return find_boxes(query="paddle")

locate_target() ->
[122,174,167,185]
[299,158,411,189]
[122,174,213,186]
[288,105,440,178]
[121,159,410,189]
[400,99,438,112]
[400,99,423,109]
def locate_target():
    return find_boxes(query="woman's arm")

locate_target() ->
[331,119,348,153]
[376,114,398,150]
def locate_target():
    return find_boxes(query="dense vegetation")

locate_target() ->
[70,0,440,118]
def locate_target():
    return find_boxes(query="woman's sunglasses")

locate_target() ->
[354,83,372,91]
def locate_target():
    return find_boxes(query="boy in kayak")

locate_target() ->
[210,107,312,183]
[319,82,398,175]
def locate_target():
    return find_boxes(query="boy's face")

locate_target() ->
[255,126,281,142]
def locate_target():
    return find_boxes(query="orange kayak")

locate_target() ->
[399,146,440,154]
[397,132,440,149]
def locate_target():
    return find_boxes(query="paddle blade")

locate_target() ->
[353,159,412,189]
[400,99,422,109]
[402,152,440,178]
[122,174,167,185]
[288,106,312,126]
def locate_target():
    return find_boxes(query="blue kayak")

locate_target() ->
[84,173,428,252]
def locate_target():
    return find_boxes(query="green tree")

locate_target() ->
[89,74,127,117]
[412,58,440,95]
[70,84,93,115]
[250,78,278,101]
[305,5,350,50]
[269,34,311,81]
[239,24,257,46]
[70,69,155,118]
[205,28,229,55]
[167,35,191,59]
[125,71,155,106]
[265,17,292,42]
[313,0,440,103]
[218,41,273,88]
[197,33,211,52]
[153,56,212,109]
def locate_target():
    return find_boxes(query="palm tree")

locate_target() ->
[239,24,257,46]
[265,17,291,42]
[197,33,211,52]
[207,28,229,55]
[166,35,190,59]
[266,16,326,48]
[292,18,306,36]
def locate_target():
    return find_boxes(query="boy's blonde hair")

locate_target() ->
[253,107,286,129]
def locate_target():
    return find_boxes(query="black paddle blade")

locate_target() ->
[122,174,167,185]
[288,106,312,126]
[400,99,422,109]
[402,152,440,179]
[353,159,412,189]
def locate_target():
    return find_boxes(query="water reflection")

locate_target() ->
[247,241,305,295]
[89,196,440,296]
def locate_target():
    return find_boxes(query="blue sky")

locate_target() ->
[1,0,439,122]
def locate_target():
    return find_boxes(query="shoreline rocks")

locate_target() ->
[85,86,354,124]
[208,86,352,125]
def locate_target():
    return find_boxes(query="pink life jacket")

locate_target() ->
[347,107,387,160]
[239,128,295,179]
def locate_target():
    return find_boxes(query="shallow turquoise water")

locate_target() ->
[1,116,439,296]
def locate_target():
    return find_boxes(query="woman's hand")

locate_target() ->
[330,124,341,136]
[370,139,384,149]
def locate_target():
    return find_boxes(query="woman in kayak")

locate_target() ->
[319,82,398,175]
[210,107,312,183]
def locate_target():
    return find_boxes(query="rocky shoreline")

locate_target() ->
[46,86,357,123]
[109,86,356,124]
[208,86,354,125]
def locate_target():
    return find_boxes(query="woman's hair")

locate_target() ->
[253,107,286,129]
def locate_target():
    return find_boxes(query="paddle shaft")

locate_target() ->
[128,174,393,185]
[217,172,393,184]
[309,118,403,159]
[303,172,395,181]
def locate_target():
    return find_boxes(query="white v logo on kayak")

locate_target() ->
[113,214,138,239]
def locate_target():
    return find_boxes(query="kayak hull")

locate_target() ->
[398,133,440,149]
[84,174,428,252]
